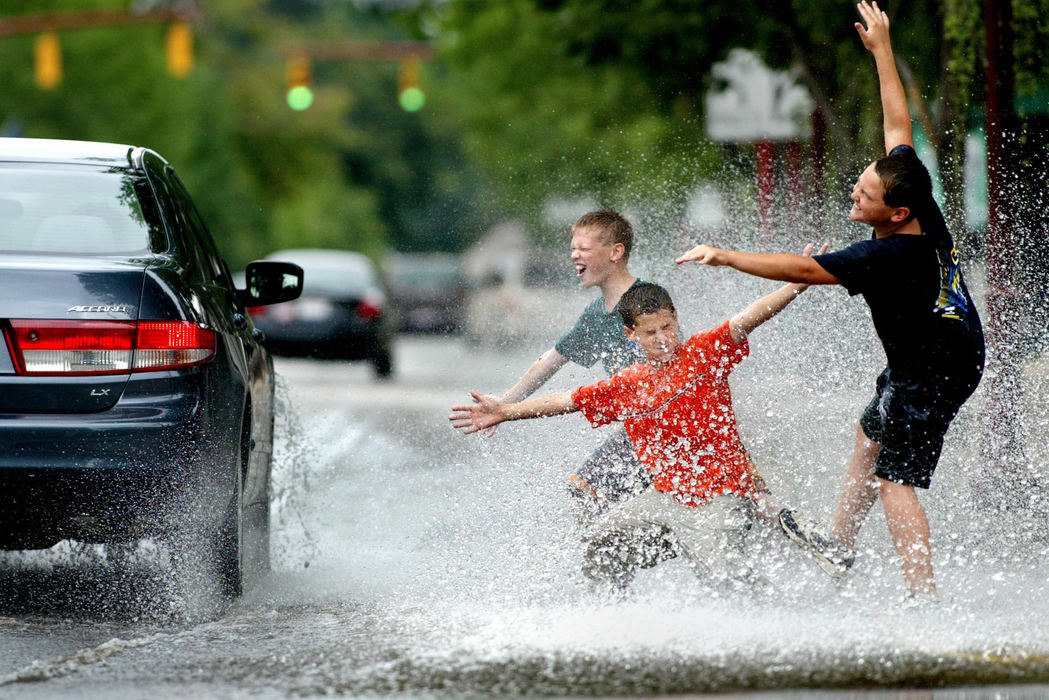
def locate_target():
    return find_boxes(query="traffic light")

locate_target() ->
[166,21,194,78]
[285,56,314,110]
[398,55,425,112]
[34,32,62,89]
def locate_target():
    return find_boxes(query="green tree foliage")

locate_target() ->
[434,0,1048,246]
[430,0,959,243]
[434,0,722,240]
[0,0,492,267]
[1013,0,1049,99]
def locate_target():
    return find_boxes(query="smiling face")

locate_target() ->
[850,162,909,232]
[624,308,680,365]
[850,163,892,224]
[570,226,623,289]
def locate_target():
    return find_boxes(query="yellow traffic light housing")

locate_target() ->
[166,22,194,78]
[398,55,424,112]
[285,56,314,110]
[34,32,62,89]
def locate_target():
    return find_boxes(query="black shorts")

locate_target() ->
[860,366,980,489]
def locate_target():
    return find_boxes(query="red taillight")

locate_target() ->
[134,321,216,371]
[245,305,267,318]
[5,320,215,375]
[356,300,383,321]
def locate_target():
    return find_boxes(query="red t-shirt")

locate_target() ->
[571,321,755,507]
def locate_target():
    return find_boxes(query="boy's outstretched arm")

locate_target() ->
[497,348,568,403]
[675,245,840,285]
[476,347,568,437]
[855,0,912,152]
[450,389,577,435]
[727,243,830,344]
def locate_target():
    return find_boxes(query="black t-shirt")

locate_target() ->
[813,146,984,380]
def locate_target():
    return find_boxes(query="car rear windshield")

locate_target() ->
[301,261,379,297]
[0,163,157,255]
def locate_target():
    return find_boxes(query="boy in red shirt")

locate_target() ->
[451,265,852,588]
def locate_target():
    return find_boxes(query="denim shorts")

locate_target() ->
[576,427,651,502]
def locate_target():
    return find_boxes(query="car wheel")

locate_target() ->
[242,495,270,579]
[372,348,393,378]
[212,487,244,598]
[163,471,243,600]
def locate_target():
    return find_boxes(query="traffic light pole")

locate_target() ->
[279,41,434,63]
[0,8,199,37]
[0,7,201,87]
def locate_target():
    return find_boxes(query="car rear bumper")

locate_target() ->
[0,370,240,549]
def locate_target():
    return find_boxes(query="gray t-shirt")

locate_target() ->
[555,279,646,375]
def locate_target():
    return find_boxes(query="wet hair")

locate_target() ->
[616,282,675,329]
[874,151,933,223]
[572,210,633,261]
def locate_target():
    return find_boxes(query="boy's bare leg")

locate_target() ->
[830,424,882,548]
[567,473,603,501]
[751,489,789,523]
[878,479,936,596]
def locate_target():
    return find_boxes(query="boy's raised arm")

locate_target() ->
[727,243,829,344]
[450,389,577,435]
[728,283,806,345]
[855,0,912,152]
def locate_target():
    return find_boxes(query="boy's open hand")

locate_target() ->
[675,244,727,266]
[450,391,503,435]
[855,1,891,53]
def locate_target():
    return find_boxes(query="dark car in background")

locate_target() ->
[384,252,468,334]
[247,248,394,377]
[0,137,302,597]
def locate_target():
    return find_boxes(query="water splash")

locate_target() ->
[256,208,1049,692]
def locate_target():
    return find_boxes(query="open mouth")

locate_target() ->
[576,264,586,278]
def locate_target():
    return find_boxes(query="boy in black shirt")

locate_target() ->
[674,1,984,601]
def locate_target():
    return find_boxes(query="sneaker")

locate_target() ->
[778,509,855,579]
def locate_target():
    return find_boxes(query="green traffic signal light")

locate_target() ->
[399,87,425,112]
[287,85,314,111]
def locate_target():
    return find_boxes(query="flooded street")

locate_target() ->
[3,275,1049,697]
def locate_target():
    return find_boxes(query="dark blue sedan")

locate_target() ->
[0,138,302,597]
[248,248,395,377]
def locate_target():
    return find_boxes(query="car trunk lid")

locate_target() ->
[0,255,145,412]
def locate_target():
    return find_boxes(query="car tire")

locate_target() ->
[206,425,247,599]
[372,348,393,378]
[242,495,270,580]
[211,486,244,598]
[163,472,243,600]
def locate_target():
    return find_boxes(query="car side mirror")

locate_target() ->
[239,261,303,306]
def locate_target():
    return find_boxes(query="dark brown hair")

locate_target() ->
[616,282,675,329]
[874,152,933,222]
